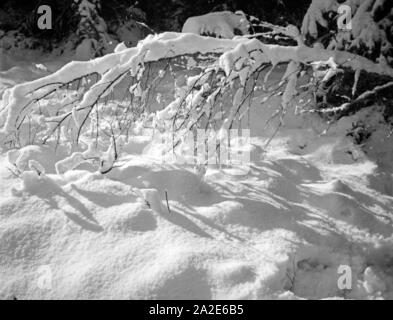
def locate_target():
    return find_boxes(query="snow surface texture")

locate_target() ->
[1,32,393,299]
[1,101,393,300]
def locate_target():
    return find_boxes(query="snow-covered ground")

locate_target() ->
[1,34,393,300]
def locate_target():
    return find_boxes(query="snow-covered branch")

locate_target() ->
[1,32,392,174]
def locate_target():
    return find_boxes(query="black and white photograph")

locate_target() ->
[0,0,393,303]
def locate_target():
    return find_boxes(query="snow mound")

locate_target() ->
[182,11,251,39]
[1,94,393,299]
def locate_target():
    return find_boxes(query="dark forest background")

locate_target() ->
[0,0,311,43]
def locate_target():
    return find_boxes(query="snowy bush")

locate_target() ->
[73,0,154,59]
[301,0,393,66]
[73,0,115,59]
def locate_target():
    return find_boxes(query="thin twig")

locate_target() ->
[165,190,171,214]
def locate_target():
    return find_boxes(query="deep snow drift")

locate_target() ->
[1,33,393,300]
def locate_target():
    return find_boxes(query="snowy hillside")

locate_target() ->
[1,28,393,300]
